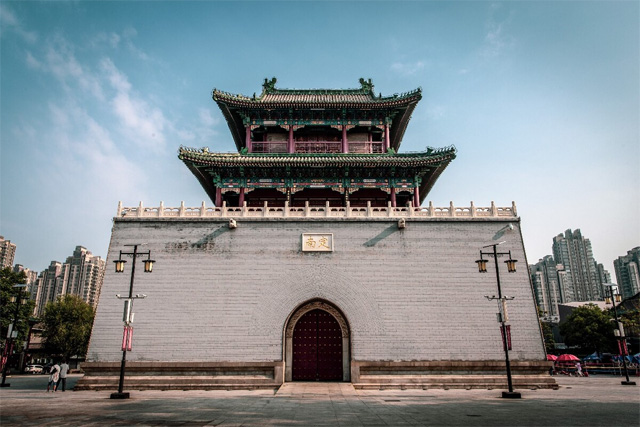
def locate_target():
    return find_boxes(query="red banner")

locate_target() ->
[121,326,133,351]
[617,339,628,356]
[500,325,512,351]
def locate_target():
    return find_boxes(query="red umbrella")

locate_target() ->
[557,354,580,362]
[546,354,558,361]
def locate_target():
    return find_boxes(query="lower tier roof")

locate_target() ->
[178,146,456,205]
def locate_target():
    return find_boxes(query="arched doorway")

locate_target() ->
[284,300,350,382]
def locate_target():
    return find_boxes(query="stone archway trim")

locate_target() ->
[285,301,349,338]
[284,300,350,382]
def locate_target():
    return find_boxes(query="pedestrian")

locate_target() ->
[576,362,583,377]
[47,362,60,392]
[57,360,70,391]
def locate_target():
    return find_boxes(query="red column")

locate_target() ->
[414,185,420,207]
[245,126,252,153]
[288,126,294,153]
[215,187,222,207]
[239,187,245,206]
[384,124,390,152]
[390,188,397,207]
[342,126,348,153]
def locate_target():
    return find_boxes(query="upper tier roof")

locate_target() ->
[212,78,422,152]
[213,77,422,107]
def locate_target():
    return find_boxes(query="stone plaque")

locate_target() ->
[302,233,333,252]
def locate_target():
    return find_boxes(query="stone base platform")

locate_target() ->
[75,361,284,391]
[75,360,556,391]
[351,360,557,390]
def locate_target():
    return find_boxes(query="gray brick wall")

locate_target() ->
[87,218,545,363]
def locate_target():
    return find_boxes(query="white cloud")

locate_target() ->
[91,32,122,49]
[480,3,515,58]
[100,58,131,92]
[0,4,37,43]
[42,100,146,205]
[199,108,217,127]
[91,28,148,61]
[25,33,170,153]
[426,105,446,121]
[101,58,168,151]
[390,60,426,76]
[42,37,104,100]
[122,27,149,61]
[112,91,167,149]
[25,51,41,69]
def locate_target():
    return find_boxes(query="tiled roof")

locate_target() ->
[261,92,375,104]
[212,77,422,108]
[178,146,456,168]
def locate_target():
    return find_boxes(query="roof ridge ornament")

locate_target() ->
[263,77,277,94]
[359,77,374,94]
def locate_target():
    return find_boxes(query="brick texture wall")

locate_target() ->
[87,218,545,363]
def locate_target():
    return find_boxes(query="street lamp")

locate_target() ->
[110,244,154,399]
[603,283,636,386]
[476,242,521,399]
[1,284,29,387]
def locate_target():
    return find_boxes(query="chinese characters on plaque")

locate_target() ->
[302,233,334,252]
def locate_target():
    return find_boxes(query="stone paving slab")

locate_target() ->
[0,375,638,426]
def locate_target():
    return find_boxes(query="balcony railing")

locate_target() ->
[348,142,383,154]
[251,142,287,153]
[118,201,518,219]
[249,141,384,154]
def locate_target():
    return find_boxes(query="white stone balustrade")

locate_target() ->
[117,200,518,219]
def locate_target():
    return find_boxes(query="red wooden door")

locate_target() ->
[292,309,343,381]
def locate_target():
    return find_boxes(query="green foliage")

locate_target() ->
[1,267,33,349]
[42,295,95,360]
[537,309,556,353]
[617,300,639,339]
[559,304,616,353]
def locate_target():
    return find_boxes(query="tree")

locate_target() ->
[559,304,616,354]
[616,298,640,340]
[537,309,556,353]
[42,295,95,361]
[1,267,34,350]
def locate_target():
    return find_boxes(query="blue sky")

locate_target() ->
[1,1,638,277]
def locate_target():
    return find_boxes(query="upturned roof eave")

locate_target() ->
[211,88,422,107]
[178,147,457,168]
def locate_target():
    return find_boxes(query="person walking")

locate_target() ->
[57,360,69,391]
[46,362,60,392]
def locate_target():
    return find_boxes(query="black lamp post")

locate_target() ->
[604,283,636,386]
[476,243,521,399]
[110,244,154,399]
[1,284,29,387]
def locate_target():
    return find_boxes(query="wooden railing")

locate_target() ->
[117,201,518,219]
[249,141,384,154]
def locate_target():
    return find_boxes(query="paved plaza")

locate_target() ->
[0,374,638,426]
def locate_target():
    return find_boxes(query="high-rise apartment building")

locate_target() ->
[614,247,640,299]
[13,264,38,284]
[60,246,106,308]
[530,256,563,319]
[13,264,39,300]
[595,262,611,290]
[32,246,105,316]
[552,229,608,301]
[0,236,17,268]
[34,261,63,316]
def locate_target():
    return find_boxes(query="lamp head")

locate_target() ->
[505,258,518,273]
[476,258,488,273]
[114,259,126,273]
